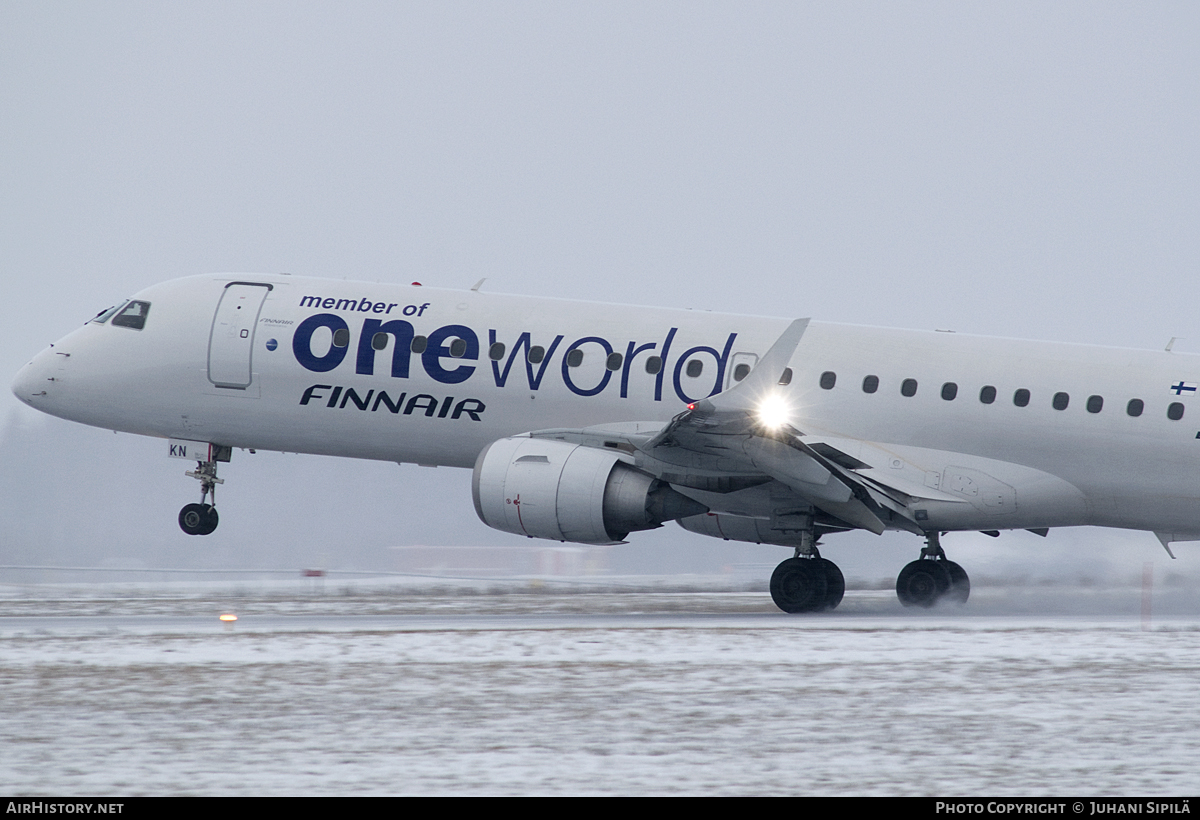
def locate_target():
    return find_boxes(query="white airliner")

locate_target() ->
[11,273,1200,612]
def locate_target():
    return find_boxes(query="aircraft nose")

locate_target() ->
[11,349,54,406]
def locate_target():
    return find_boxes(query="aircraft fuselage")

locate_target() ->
[13,272,1200,605]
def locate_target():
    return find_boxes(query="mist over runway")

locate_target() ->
[2,582,1198,795]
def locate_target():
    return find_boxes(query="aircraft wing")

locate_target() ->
[529,318,967,536]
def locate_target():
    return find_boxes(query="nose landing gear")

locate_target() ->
[179,502,218,535]
[179,456,224,536]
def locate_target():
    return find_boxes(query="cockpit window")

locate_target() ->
[89,303,126,324]
[110,300,151,330]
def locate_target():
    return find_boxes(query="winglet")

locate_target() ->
[707,318,810,411]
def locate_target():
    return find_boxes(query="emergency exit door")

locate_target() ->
[208,282,273,388]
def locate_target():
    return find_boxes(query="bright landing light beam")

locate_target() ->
[756,393,792,431]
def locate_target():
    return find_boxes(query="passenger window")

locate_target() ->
[778,368,793,386]
[606,353,623,371]
[110,300,151,330]
[820,371,836,390]
[528,345,546,364]
[1087,395,1103,414]
[862,375,879,394]
[488,342,506,360]
[448,338,468,358]
[901,378,918,397]
[410,336,428,354]
[733,363,752,382]
[332,328,351,348]
[686,360,703,378]
[979,385,997,404]
[1052,392,1069,411]
[1013,389,1030,407]
[372,332,389,351]
[1168,402,1185,421]
[941,382,958,401]
[1127,398,1144,417]
[645,356,662,375]
[566,349,584,367]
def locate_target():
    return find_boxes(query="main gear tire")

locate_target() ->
[770,558,830,614]
[896,560,951,608]
[944,560,970,604]
[815,557,845,611]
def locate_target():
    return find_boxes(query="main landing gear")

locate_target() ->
[769,525,846,613]
[178,456,224,536]
[895,531,970,608]
[770,550,845,613]
[768,529,972,613]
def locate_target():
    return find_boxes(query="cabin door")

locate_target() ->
[208,282,273,389]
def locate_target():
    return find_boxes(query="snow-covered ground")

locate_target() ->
[1,583,1197,795]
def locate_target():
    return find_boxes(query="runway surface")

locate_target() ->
[2,582,1198,795]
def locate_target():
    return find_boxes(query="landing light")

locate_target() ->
[219,613,238,622]
[757,394,791,430]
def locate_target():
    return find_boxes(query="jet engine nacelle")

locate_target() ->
[472,436,707,545]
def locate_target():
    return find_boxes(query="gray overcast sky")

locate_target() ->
[3,2,1199,580]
